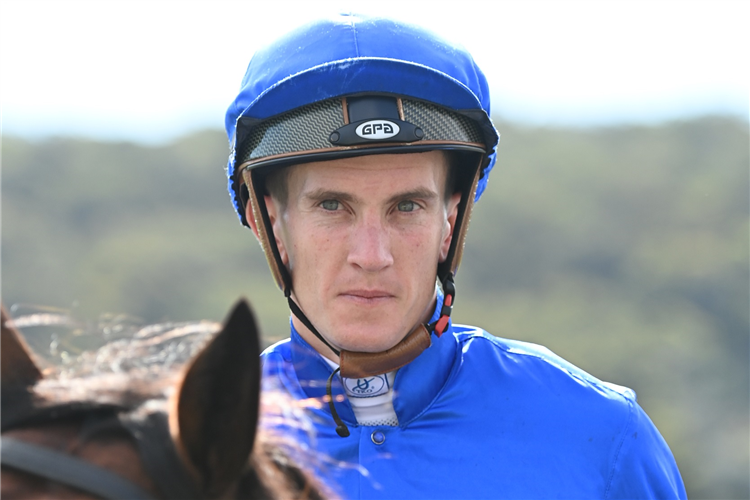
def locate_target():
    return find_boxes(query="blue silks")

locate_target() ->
[260,295,687,499]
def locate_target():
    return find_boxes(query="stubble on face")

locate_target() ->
[266,151,459,359]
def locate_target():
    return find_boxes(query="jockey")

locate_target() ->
[224,13,686,499]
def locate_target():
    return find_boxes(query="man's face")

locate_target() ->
[260,151,460,357]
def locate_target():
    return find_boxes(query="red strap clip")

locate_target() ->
[433,294,453,336]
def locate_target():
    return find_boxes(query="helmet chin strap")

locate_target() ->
[285,272,456,379]
[287,274,456,438]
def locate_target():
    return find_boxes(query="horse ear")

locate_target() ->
[172,298,261,497]
[1,304,43,389]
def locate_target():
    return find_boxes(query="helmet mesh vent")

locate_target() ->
[240,99,345,162]
[238,97,485,168]
[402,99,483,143]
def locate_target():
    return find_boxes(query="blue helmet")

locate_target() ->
[226,13,499,292]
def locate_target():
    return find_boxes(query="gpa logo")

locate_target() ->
[355,120,400,140]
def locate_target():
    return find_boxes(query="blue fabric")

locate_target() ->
[261,298,686,499]
[225,14,499,221]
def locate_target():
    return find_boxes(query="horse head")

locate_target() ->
[1,300,327,499]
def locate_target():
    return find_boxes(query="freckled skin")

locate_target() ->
[261,151,461,360]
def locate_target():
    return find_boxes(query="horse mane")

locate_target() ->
[2,316,216,432]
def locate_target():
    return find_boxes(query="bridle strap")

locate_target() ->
[121,412,202,500]
[1,436,157,499]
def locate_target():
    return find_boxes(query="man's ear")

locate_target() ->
[262,195,289,266]
[439,192,462,263]
[244,193,289,266]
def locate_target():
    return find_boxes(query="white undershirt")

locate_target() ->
[323,358,399,426]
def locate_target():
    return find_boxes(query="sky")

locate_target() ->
[1,0,748,145]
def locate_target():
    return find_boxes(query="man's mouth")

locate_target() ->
[339,290,394,304]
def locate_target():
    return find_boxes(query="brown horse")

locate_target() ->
[1,300,333,499]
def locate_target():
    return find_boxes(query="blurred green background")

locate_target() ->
[2,116,748,498]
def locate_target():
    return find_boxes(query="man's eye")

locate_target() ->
[397,200,417,212]
[320,200,340,211]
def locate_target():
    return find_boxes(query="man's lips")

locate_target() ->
[338,290,395,304]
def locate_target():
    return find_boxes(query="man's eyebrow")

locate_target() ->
[302,187,439,205]
[302,189,357,204]
[386,188,439,205]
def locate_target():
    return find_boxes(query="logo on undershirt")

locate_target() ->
[343,374,391,398]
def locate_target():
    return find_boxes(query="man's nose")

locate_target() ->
[347,215,394,272]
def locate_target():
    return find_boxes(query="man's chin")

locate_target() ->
[330,323,411,354]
